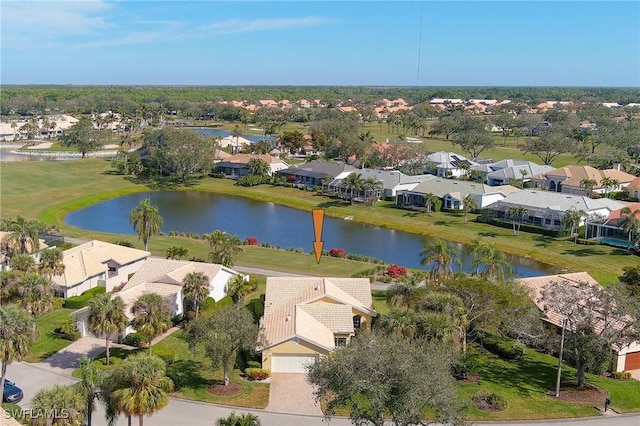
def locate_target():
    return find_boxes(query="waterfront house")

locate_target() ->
[274,160,358,189]
[325,168,434,199]
[471,159,555,187]
[215,154,289,178]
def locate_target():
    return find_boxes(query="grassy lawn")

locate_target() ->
[1,159,637,283]
[460,344,640,420]
[76,331,269,409]
[26,308,75,363]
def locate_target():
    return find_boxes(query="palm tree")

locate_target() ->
[231,125,243,154]
[9,253,36,273]
[227,274,255,305]
[361,177,383,205]
[129,198,163,251]
[1,216,44,255]
[471,241,513,282]
[77,356,103,426]
[88,294,128,365]
[38,248,65,283]
[104,353,174,426]
[17,273,54,318]
[165,245,188,260]
[519,168,529,189]
[203,230,244,268]
[385,279,420,310]
[562,209,586,245]
[378,308,420,339]
[423,193,438,216]
[620,208,640,246]
[601,177,620,198]
[0,305,34,401]
[343,173,364,204]
[130,293,172,354]
[579,178,597,197]
[31,384,85,426]
[183,272,210,319]
[216,412,262,426]
[507,206,528,236]
[462,195,478,224]
[419,239,461,281]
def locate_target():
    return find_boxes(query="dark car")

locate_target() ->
[2,379,24,403]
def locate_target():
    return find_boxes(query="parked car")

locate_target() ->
[2,379,24,403]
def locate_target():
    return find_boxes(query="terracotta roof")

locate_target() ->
[224,153,281,165]
[52,241,150,288]
[532,165,636,189]
[607,203,640,219]
[123,258,223,291]
[628,176,640,191]
[260,277,375,350]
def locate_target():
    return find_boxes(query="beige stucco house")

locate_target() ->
[51,240,150,299]
[260,277,376,373]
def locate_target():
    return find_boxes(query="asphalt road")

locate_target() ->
[6,362,639,426]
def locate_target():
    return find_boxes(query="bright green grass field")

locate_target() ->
[26,308,75,363]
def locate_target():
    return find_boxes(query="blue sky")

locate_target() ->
[1,1,639,86]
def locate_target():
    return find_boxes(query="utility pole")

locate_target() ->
[555,317,567,398]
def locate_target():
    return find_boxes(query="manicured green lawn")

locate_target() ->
[26,308,75,363]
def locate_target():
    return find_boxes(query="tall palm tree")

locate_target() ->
[216,412,262,426]
[562,209,586,245]
[423,193,438,216]
[108,353,174,426]
[31,384,85,426]
[620,208,640,246]
[17,273,54,318]
[343,173,364,204]
[0,305,34,400]
[579,178,597,197]
[462,195,478,224]
[130,293,172,354]
[507,206,528,236]
[203,230,244,268]
[88,294,128,365]
[227,274,255,305]
[379,308,420,340]
[183,272,210,319]
[77,356,104,426]
[38,248,65,283]
[129,198,163,251]
[165,245,188,260]
[361,177,383,205]
[1,216,44,255]
[471,241,513,282]
[419,239,461,281]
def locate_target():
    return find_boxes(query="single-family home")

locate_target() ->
[217,135,252,153]
[325,168,434,200]
[530,165,636,196]
[518,272,640,374]
[471,159,555,187]
[274,160,358,189]
[74,258,245,338]
[215,154,289,178]
[259,277,376,373]
[51,240,150,299]
[627,177,640,200]
[396,178,520,210]
[424,151,478,178]
[584,202,640,249]
[482,190,628,230]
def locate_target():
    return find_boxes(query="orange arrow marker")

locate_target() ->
[312,209,325,264]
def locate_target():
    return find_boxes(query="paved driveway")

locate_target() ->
[265,373,323,416]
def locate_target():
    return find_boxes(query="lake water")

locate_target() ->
[65,191,557,277]
[191,128,276,144]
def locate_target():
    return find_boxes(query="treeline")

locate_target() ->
[2,85,640,116]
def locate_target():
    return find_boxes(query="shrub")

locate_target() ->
[199,297,217,314]
[53,297,64,309]
[114,240,135,248]
[380,276,392,283]
[63,286,106,309]
[245,368,271,381]
[329,248,346,258]
[245,237,259,246]
[247,360,262,369]
[124,332,144,347]
[236,175,272,187]
[472,390,508,411]
[386,264,407,279]
[482,334,524,361]
[611,371,632,380]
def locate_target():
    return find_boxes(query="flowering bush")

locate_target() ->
[329,248,347,258]
[245,368,271,380]
[245,237,259,246]
[386,264,407,278]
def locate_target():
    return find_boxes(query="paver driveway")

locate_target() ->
[265,373,323,416]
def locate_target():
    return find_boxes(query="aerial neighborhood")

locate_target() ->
[1,85,640,426]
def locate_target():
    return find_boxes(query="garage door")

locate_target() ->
[625,351,640,371]
[271,355,316,373]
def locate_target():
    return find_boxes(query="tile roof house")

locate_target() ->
[471,159,556,187]
[274,160,358,189]
[74,258,245,339]
[218,135,252,153]
[424,151,479,178]
[51,240,150,299]
[397,178,520,210]
[260,277,376,373]
[518,272,640,373]
[530,165,636,196]
[215,154,289,178]
[627,176,640,200]
[326,168,434,199]
[585,202,640,249]
[483,190,628,230]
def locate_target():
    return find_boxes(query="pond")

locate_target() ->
[65,191,558,277]
[191,128,276,144]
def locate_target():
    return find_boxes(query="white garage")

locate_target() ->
[271,355,316,373]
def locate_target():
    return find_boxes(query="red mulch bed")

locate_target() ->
[547,382,608,404]
[207,381,242,397]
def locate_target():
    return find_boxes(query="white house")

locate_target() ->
[471,159,555,187]
[424,152,478,178]
[51,240,150,299]
[326,169,434,199]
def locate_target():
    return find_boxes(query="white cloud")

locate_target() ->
[198,16,329,35]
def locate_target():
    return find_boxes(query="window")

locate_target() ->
[353,316,361,329]
[54,289,65,298]
[334,337,347,347]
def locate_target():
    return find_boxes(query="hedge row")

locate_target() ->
[482,334,524,361]
[63,286,106,309]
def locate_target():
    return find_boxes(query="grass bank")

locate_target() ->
[2,159,636,283]
[26,308,75,363]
